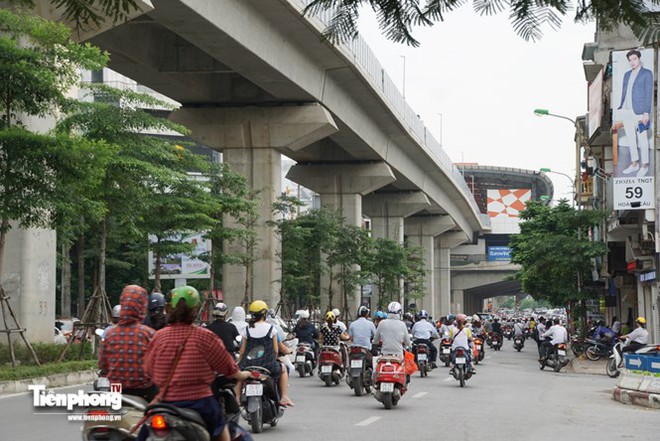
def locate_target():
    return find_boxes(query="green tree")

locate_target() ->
[509,200,606,321]
[58,84,194,293]
[304,0,660,46]
[0,9,106,296]
[403,243,426,304]
[363,237,409,309]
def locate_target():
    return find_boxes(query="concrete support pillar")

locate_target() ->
[286,163,396,314]
[404,216,455,319]
[363,192,431,308]
[171,104,337,309]
[436,231,470,315]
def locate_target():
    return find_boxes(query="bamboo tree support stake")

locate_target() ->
[0,286,40,368]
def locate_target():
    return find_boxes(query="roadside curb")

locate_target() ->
[566,358,607,375]
[0,369,96,396]
[613,386,660,410]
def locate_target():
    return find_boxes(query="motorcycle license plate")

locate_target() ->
[476,345,481,350]
[351,359,363,368]
[245,384,263,397]
[557,350,566,356]
[417,354,427,361]
[296,356,306,363]
[321,365,332,374]
[380,382,394,392]
[443,348,450,354]
[456,357,466,364]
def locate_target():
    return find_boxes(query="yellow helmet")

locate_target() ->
[636,317,647,325]
[249,300,268,315]
[325,311,335,321]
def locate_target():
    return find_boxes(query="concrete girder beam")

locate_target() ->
[437,231,471,250]
[170,104,338,152]
[286,162,396,196]
[362,192,431,219]
[404,215,456,238]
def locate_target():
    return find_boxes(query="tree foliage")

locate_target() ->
[304,0,660,46]
[509,200,606,307]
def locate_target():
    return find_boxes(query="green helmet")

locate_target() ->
[170,286,200,309]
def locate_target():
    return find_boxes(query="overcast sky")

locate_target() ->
[357,7,596,202]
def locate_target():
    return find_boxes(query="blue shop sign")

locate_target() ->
[488,246,511,262]
[639,270,656,283]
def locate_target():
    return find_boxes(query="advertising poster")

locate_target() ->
[148,233,211,279]
[611,49,655,210]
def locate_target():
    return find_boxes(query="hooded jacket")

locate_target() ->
[99,285,155,389]
[230,306,248,336]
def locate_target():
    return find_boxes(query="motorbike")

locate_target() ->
[503,327,513,340]
[606,341,660,378]
[213,376,253,441]
[585,338,613,361]
[373,355,407,409]
[539,343,569,372]
[491,332,503,351]
[413,342,431,377]
[318,345,345,387]
[140,403,210,441]
[82,376,146,441]
[472,336,485,364]
[294,342,316,377]
[439,338,452,367]
[240,366,284,433]
[346,346,373,396]
[450,347,473,387]
[513,334,525,352]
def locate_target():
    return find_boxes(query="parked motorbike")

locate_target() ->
[539,343,569,372]
[450,347,473,387]
[240,366,284,433]
[585,338,612,361]
[439,338,452,367]
[318,345,345,387]
[513,335,525,352]
[491,333,503,351]
[347,346,372,396]
[373,355,407,409]
[294,343,316,377]
[606,341,660,378]
[473,336,485,364]
[82,376,146,441]
[413,342,431,377]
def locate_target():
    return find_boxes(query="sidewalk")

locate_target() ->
[0,369,96,396]
[567,357,607,375]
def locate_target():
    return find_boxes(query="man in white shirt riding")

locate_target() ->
[411,310,439,368]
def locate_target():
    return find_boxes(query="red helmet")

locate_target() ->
[456,313,467,324]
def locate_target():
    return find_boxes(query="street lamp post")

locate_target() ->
[534,108,585,335]
[539,167,575,207]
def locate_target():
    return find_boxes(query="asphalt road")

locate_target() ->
[2,339,658,440]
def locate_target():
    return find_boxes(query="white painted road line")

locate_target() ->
[412,392,428,398]
[443,377,453,382]
[356,416,382,426]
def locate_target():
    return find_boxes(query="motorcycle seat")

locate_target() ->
[379,355,403,364]
[148,404,206,427]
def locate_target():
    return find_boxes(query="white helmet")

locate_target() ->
[472,314,480,323]
[387,301,402,315]
[111,305,121,318]
[213,302,228,317]
[298,310,310,320]
[332,308,341,318]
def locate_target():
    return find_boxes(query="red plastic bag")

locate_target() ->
[403,350,418,375]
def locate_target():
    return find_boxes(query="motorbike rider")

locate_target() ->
[403,313,415,332]
[373,302,411,361]
[535,316,547,355]
[411,310,439,368]
[540,318,568,360]
[292,310,320,356]
[144,292,167,331]
[450,313,476,374]
[321,311,350,367]
[142,286,251,441]
[620,317,649,353]
[348,305,377,366]
[101,304,121,339]
[513,319,525,338]
[332,308,347,332]
[229,306,248,336]
[99,285,156,401]
[206,302,240,354]
[237,300,294,407]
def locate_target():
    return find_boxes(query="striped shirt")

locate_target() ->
[145,323,238,401]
